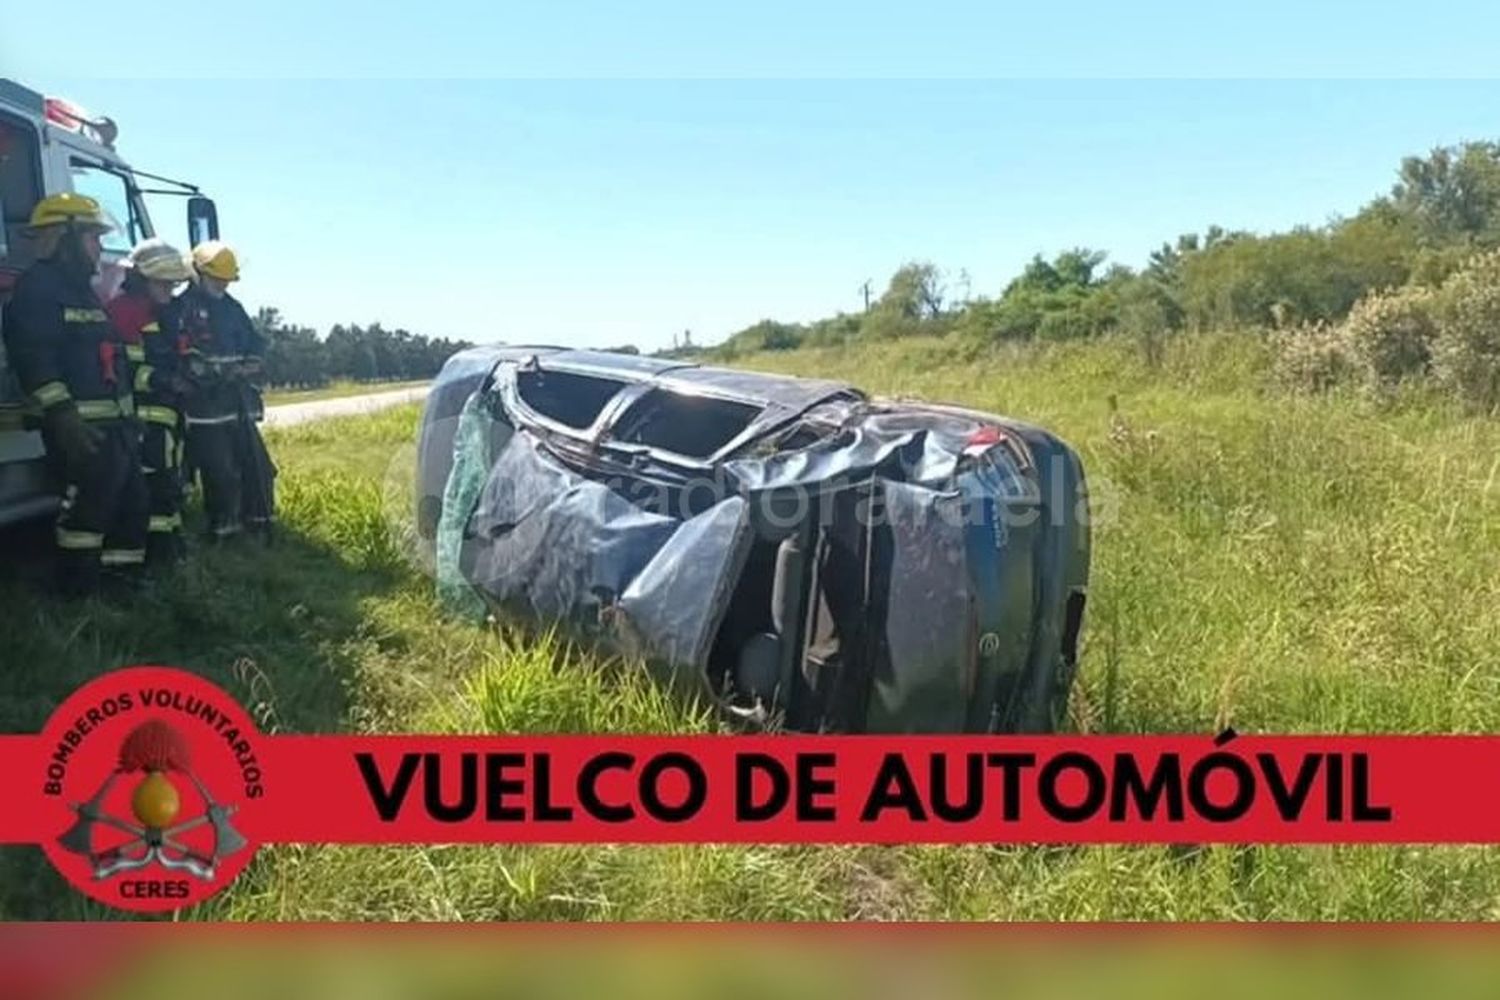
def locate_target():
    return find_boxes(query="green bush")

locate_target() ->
[859,307,919,341]
[1433,251,1500,412]
[950,297,1038,342]
[1036,308,1092,341]
[1340,285,1437,389]
[1274,250,1500,407]
[803,313,862,347]
[1272,322,1355,394]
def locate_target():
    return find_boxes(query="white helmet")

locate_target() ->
[125,238,194,283]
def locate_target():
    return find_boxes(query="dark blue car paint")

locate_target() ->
[417,345,1090,733]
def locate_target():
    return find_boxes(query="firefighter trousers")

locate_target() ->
[140,414,184,563]
[236,415,276,535]
[187,414,275,539]
[47,420,149,594]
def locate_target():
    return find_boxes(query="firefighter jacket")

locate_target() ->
[168,284,264,422]
[1,257,134,422]
[106,291,185,432]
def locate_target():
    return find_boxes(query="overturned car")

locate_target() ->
[416,347,1090,733]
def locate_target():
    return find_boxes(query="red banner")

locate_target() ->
[7,729,1499,846]
[6,666,1495,914]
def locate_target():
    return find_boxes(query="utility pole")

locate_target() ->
[859,279,873,312]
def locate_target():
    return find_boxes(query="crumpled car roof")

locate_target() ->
[444,343,857,408]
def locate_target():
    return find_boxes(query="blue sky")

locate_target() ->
[5,5,1500,350]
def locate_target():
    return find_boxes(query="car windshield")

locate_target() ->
[612,388,762,459]
[515,369,626,431]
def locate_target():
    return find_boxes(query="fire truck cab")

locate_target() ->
[0,78,220,525]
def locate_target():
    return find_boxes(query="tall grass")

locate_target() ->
[755,333,1500,735]
[4,331,1499,919]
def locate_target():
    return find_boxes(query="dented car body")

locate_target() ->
[416,346,1090,733]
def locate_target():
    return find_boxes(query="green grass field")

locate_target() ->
[261,379,430,406]
[2,331,1498,920]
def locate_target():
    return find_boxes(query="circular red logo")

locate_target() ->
[38,666,266,913]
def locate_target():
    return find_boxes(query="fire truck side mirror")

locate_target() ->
[187,195,220,246]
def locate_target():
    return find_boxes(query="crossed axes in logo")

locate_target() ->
[57,770,247,882]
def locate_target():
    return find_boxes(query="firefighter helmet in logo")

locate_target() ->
[56,718,248,882]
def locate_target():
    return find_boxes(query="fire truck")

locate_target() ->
[0,78,221,525]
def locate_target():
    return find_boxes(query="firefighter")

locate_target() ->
[173,241,274,542]
[0,194,148,596]
[106,239,195,567]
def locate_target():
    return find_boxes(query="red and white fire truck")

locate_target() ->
[0,78,222,525]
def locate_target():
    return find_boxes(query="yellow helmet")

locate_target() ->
[26,193,112,233]
[192,240,240,282]
[126,238,194,282]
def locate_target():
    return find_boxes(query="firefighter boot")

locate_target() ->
[54,549,101,601]
[146,530,185,571]
[101,563,148,599]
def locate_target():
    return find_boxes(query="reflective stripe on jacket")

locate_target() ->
[170,284,263,420]
[1,258,134,420]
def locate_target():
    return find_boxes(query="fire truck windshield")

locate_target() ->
[68,160,147,255]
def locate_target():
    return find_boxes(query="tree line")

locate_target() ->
[251,308,473,387]
[687,141,1500,408]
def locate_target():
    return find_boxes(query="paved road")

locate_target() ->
[262,385,431,428]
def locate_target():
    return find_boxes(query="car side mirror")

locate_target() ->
[187,196,219,245]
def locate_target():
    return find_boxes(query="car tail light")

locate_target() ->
[964,423,1034,473]
[963,425,1005,460]
[966,425,1004,449]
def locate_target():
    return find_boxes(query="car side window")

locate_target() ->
[515,369,626,431]
[612,388,762,459]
